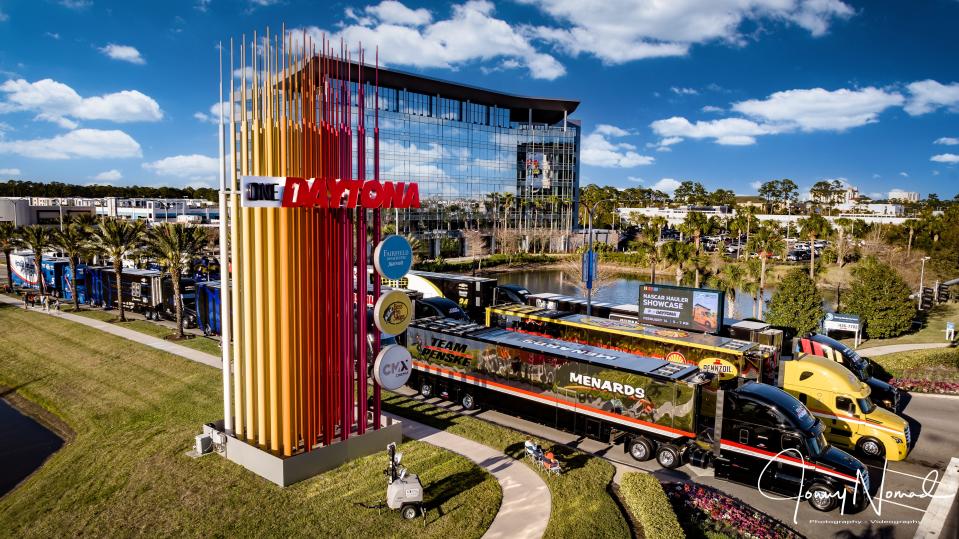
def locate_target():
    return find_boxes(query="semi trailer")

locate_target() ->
[404,317,871,511]
[196,280,222,335]
[487,304,911,461]
[85,267,198,326]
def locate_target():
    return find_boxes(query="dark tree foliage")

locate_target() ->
[765,268,825,335]
[844,257,916,339]
[0,180,217,202]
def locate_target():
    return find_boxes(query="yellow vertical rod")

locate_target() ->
[241,37,257,443]
[229,37,244,438]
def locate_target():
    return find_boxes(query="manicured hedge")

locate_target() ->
[619,472,685,539]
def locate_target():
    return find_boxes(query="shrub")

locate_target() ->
[845,257,915,338]
[765,268,824,335]
[619,472,685,539]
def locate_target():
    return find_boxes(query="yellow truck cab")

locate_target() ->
[781,356,910,460]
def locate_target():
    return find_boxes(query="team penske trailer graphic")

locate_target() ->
[405,317,871,511]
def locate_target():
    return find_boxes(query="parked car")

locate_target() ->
[787,250,811,262]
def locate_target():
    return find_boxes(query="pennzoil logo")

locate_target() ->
[698,357,738,380]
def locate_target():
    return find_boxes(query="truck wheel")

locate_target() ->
[656,444,682,469]
[807,483,840,512]
[420,382,433,398]
[627,436,654,461]
[461,392,476,410]
[401,504,419,520]
[857,437,885,459]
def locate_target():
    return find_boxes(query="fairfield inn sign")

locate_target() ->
[241,176,421,209]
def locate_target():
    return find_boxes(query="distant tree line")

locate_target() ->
[0,180,218,202]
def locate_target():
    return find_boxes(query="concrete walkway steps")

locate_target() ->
[385,412,550,539]
[2,295,551,539]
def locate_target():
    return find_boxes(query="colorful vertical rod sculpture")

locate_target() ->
[224,30,383,457]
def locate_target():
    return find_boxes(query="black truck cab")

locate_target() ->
[712,382,871,512]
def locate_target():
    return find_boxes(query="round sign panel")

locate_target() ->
[698,357,739,380]
[374,290,414,336]
[374,235,414,281]
[373,344,412,390]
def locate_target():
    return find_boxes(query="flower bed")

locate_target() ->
[665,482,804,539]
[890,378,959,394]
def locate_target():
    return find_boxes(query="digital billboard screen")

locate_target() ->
[638,284,725,334]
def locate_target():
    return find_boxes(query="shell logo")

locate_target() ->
[699,357,739,381]
[665,351,687,364]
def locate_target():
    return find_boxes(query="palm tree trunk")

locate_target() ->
[114,261,126,322]
[809,237,816,279]
[907,228,913,258]
[69,258,79,311]
[675,266,682,285]
[4,251,13,292]
[34,255,45,295]
[172,273,184,338]
[650,259,656,284]
[758,257,767,318]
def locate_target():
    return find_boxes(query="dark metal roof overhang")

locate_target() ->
[295,57,579,125]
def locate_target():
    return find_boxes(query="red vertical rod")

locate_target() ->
[356,48,368,435]
[372,48,382,428]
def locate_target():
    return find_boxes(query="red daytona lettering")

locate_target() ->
[281,177,420,209]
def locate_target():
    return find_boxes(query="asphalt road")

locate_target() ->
[400,388,959,539]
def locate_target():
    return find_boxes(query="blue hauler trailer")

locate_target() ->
[61,264,89,304]
[9,251,40,289]
[40,258,70,297]
[196,281,222,335]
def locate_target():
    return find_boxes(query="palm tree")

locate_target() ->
[902,218,919,258]
[144,223,207,338]
[681,211,712,286]
[742,258,762,318]
[633,232,660,283]
[746,223,785,318]
[833,217,854,267]
[93,218,145,322]
[661,240,694,285]
[649,215,668,243]
[798,214,832,279]
[0,222,23,291]
[20,225,53,295]
[52,223,92,311]
[707,262,746,319]
[501,192,515,232]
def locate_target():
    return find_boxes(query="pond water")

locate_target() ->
[0,398,64,496]
[492,268,837,319]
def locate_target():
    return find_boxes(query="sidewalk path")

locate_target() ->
[860,342,951,356]
[2,295,551,539]
[385,412,551,539]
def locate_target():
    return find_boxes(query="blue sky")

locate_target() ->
[0,0,958,199]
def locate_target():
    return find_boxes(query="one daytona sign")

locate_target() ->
[241,176,420,209]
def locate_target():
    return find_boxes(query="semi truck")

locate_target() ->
[795,333,901,412]
[86,267,198,326]
[196,281,222,335]
[405,317,871,511]
[487,304,911,461]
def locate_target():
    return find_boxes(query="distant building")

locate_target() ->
[888,190,919,203]
[0,197,95,227]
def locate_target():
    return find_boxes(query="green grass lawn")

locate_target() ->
[65,306,223,356]
[869,347,959,382]
[382,392,631,539]
[0,304,500,537]
[845,302,959,349]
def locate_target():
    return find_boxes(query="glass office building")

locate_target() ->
[325,62,581,254]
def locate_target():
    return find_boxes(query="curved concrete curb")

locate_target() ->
[384,412,551,539]
[3,297,553,539]
[860,342,951,356]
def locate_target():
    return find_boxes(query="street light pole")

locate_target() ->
[587,204,594,316]
[919,256,931,303]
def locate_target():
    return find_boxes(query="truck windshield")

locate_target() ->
[843,349,870,380]
[857,397,876,415]
[807,431,828,457]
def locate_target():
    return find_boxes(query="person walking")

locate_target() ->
[42,294,50,312]
[22,293,28,310]
[54,296,61,311]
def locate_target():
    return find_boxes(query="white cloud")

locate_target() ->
[45,32,60,39]
[932,170,940,176]
[650,116,781,146]
[899,171,909,177]
[871,173,880,179]
[194,101,244,123]
[195,0,212,12]
[935,137,959,146]
[59,0,92,9]
[627,176,644,183]
[750,180,763,190]
[99,44,145,65]
[581,125,654,167]
[92,169,122,181]
[651,178,681,194]
[671,86,698,96]
[931,153,959,164]
[0,168,21,175]
[701,105,723,113]
[291,1,565,80]
[904,80,959,115]
[731,87,904,131]
[0,129,142,159]
[143,154,219,182]
[524,0,853,64]
[0,9,8,22]
[0,78,163,126]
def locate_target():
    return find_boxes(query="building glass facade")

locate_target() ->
[335,65,581,252]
